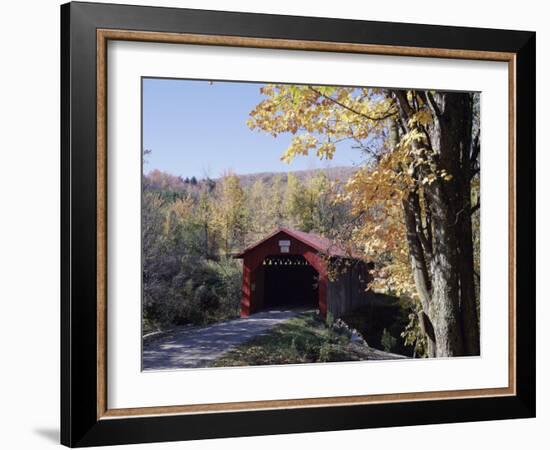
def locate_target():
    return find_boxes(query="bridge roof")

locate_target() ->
[234,227,362,259]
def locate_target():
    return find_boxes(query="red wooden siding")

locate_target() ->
[236,230,328,317]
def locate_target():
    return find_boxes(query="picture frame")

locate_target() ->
[60,1,536,447]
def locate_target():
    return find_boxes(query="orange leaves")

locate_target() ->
[337,153,419,298]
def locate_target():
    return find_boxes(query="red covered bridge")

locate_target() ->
[235,228,373,318]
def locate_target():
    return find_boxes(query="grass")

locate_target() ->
[210,312,370,367]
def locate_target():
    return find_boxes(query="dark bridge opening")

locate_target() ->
[262,255,318,308]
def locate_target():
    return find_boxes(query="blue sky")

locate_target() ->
[142,78,364,178]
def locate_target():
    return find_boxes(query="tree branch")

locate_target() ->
[470,133,480,167]
[426,91,442,118]
[308,86,397,121]
[394,90,415,118]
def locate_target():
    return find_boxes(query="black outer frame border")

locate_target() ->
[60,1,536,447]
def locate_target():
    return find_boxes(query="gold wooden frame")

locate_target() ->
[96,29,516,420]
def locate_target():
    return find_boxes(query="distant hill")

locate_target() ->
[144,166,358,193]
[233,166,358,189]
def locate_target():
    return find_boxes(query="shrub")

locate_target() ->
[381,328,397,353]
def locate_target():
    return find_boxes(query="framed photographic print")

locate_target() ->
[60,1,536,447]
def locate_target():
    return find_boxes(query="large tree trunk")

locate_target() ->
[454,95,480,356]
[457,196,480,356]
[425,92,479,357]
[402,192,436,357]
[423,179,464,357]
[394,90,480,357]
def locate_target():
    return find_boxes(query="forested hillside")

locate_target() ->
[144,165,356,194]
[142,166,355,332]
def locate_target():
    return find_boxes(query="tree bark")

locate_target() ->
[455,95,480,355]
[394,90,480,357]
[402,192,436,357]
[423,178,464,357]
[424,92,478,357]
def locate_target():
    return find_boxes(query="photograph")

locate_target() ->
[56,1,536,446]
[141,78,481,371]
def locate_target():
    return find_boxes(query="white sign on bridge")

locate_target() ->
[278,240,290,253]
